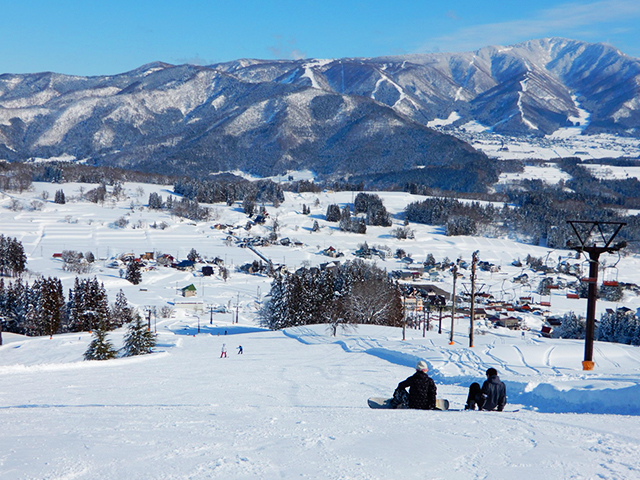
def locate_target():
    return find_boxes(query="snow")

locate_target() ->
[518,77,538,131]
[584,164,640,180]
[549,95,592,139]
[464,132,640,161]
[2,182,640,478]
[497,164,571,186]
[427,111,461,128]
[460,120,490,133]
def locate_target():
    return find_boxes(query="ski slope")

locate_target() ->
[1,181,640,478]
[2,323,640,479]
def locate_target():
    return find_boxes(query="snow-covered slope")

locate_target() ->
[2,181,640,477]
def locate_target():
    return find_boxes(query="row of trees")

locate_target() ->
[555,309,640,346]
[325,204,367,234]
[404,191,640,249]
[0,277,136,336]
[173,177,285,207]
[0,235,27,277]
[259,260,403,334]
[84,315,156,361]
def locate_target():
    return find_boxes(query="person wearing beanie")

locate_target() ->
[465,367,507,411]
[395,360,437,410]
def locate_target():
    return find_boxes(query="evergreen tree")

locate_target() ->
[121,312,156,356]
[68,277,111,332]
[28,277,65,336]
[339,205,351,231]
[0,235,27,277]
[598,309,640,345]
[148,192,163,209]
[187,248,200,262]
[54,189,66,204]
[325,204,341,222]
[556,312,586,339]
[243,197,256,216]
[111,289,133,327]
[84,324,118,360]
[126,260,142,285]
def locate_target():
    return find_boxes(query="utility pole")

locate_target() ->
[423,298,429,338]
[567,220,626,370]
[235,292,240,324]
[402,288,407,341]
[145,306,153,331]
[470,251,479,348]
[450,264,458,345]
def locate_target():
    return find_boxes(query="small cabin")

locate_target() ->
[181,284,197,297]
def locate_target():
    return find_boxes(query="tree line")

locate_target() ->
[405,189,640,251]
[259,259,403,334]
[555,309,640,346]
[0,276,136,337]
[0,235,27,277]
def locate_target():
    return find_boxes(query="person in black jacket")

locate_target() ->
[466,367,507,411]
[396,361,437,410]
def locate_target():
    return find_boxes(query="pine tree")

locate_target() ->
[39,277,65,336]
[556,312,586,339]
[339,205,351,231]
[148,192,163,209]
[126,260,142,285]
[54,189,66,204]
[598,309,640,345]
[0,235,27,277]
[187,248,199,262]
[111,289,133,327]
[325,204,341,222]
[84,324,118,360]
[121,313,156,356]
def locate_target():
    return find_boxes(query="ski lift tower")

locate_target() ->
[567,220,626,370]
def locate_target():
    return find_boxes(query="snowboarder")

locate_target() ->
[465,367,507,411]
[394,361,437,410]
[220,343,227,358]
[237,345,243,354]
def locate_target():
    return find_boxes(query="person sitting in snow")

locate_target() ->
[393,360,437,410]
[466,367,507,411]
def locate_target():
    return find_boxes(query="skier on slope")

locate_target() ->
[393,361,437,410]
[220,343,227,358]
[465,368,507,411]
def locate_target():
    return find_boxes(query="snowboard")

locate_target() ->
[368,397,450,410]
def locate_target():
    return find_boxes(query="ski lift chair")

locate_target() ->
[602,266,619,287]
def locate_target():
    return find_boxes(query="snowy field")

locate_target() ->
[428,116,640,161]
[1,182,640,478]
[496,164,572,186]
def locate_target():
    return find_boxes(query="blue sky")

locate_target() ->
[2,0,639,76]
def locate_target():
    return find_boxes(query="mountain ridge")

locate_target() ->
[0,38,638,186]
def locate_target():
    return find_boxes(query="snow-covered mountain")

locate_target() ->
[0,38,638,178]
[213,38,640,136]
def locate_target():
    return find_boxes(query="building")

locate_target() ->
[181,284,197,297]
